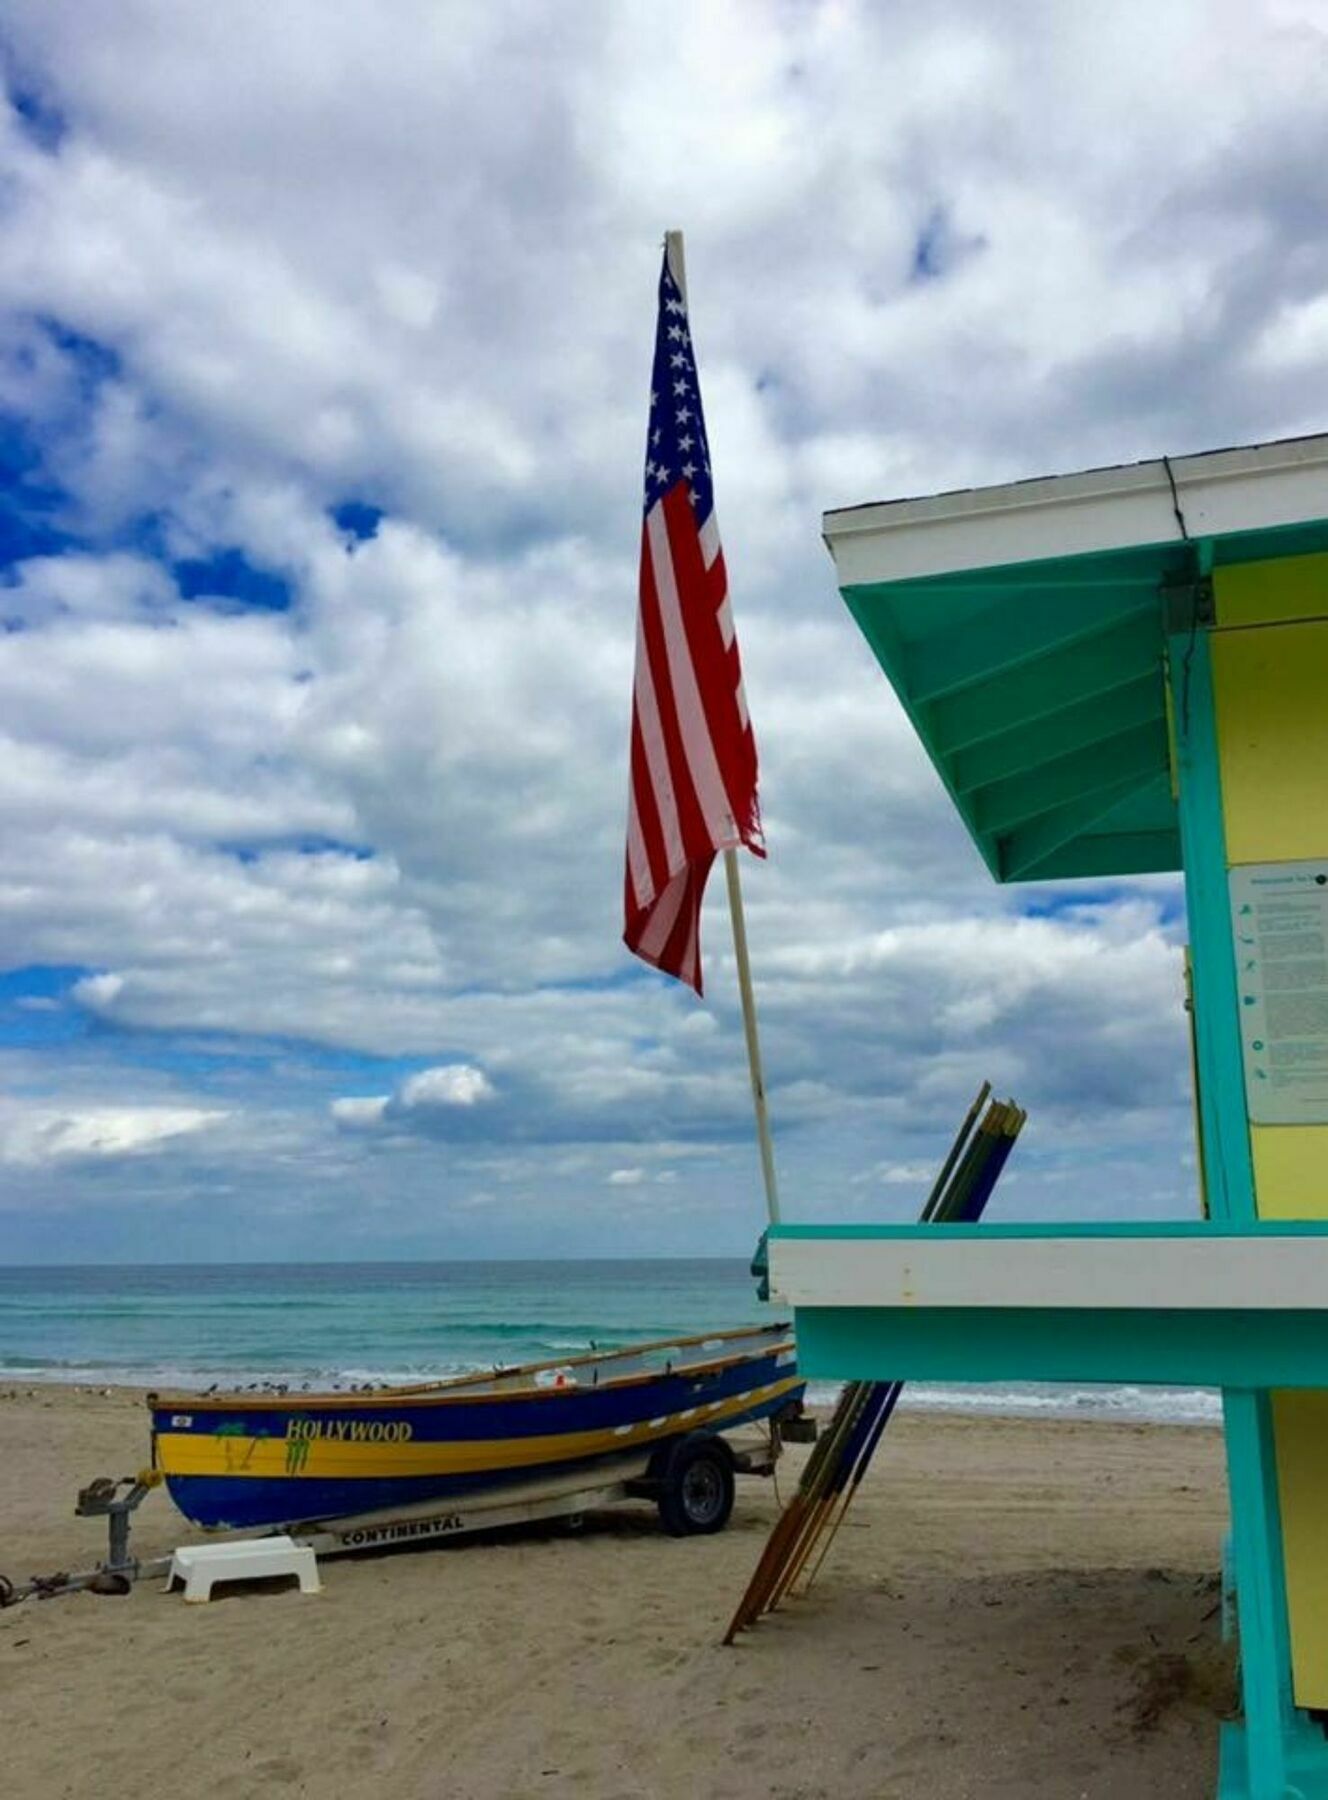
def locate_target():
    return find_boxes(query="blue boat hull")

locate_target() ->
[149,1329,802,1532]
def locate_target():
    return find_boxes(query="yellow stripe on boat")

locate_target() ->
[155,1377,803,1482]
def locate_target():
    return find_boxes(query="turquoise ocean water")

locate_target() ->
[0,1260,1219,1425]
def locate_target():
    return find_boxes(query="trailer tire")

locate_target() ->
[657,1437,735,1537]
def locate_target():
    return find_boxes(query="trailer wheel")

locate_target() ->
[657,1437,735,1537]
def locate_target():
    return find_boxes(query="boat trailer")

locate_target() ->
[1,1420,806,1607]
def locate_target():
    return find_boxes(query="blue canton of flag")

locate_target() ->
[643,260,713,524]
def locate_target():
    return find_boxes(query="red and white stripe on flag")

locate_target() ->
[624,250,763,994]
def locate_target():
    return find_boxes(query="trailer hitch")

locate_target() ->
[0,1469,166,1606]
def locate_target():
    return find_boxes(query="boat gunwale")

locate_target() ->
[146,1322,795,1413]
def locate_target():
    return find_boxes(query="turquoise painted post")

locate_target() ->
[1167,621,1302,1799]
[1220,1392,1293,1797]
[1167,621,1255,1226]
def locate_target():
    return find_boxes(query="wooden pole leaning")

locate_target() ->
[920,1080,991,1220]
[665,227,780,1228]
[786,1101,998,1600]
[799,1104,1027,1597]
[721,1378,870,1644]
[773,1104,1009,1605]
[763,1381,874,1612]
[723,1088,994,1636]
[721,1088,1025,1641]
[723,1364,883,1642]
[720,1431,831,1642]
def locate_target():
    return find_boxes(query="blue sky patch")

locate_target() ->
[173,546,294,611]
[0,964,93,1046]
[1019,881,1185,926]
[331,500,384,542]
[1020,886,1126,919]
[0,966,453,1098]
[108,1029,439,1092]
[38,317,120,387]
[217,835,374,864]
[0,322,123,572]
[0,438,75,568]
[0,963,88,1002]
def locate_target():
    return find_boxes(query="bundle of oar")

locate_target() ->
[723,1084,1025,1645]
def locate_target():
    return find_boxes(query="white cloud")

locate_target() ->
[398,1065,495,1109]
[330,1065,495,1138]
[72,971,124,1011]
[0,1103,228,1167]
[329,1095,389,1131]
[1,551,176,626]
[872,1162,938,1188]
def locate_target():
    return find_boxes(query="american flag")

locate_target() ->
[624,247,764,994]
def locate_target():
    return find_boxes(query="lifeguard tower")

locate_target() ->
[768,434,1328,1798]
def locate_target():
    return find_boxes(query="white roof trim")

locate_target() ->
[823,432,1328,588]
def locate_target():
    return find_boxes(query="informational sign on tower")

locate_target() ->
[1230,859,1328,1125]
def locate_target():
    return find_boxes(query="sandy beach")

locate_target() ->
[2,1387,1231,1799]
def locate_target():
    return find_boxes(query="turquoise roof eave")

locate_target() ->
[839,537,1187,882]
[827,461,1328,884]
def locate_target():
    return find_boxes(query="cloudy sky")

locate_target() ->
[1,1,1325,1263]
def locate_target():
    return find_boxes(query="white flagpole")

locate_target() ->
[723,847,782,1224]
[665,228,781,1228]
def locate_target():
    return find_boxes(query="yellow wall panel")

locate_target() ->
[1250,1127,1328,1219]
[1212,620,1328,865]
[1213,606,1328,1706]
[1273,1391,1328,1709]
[1215,552,1328,628]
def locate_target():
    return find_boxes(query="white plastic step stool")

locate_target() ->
[165,1535,321,1603]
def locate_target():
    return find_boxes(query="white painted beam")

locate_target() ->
[768,1233,1328,1313]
